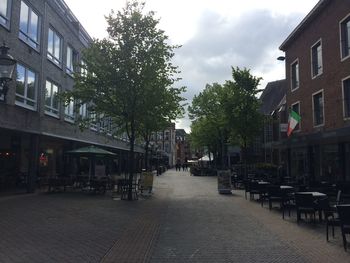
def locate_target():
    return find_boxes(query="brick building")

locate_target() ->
[279,0,350,184]
[0,0,143,193]
[175,128,191,164]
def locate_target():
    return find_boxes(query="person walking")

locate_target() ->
[176,158,181,171]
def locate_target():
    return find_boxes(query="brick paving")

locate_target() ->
[0,169,349,262]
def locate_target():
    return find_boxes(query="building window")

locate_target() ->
[64,98,74,123]
[0,0,11,28]
[341,16,350,60]
[19,1,40,49]
[45,80,59,117]
[343,77,350,119]
[66,46,76,75]
[15,64,37,110]
[47,28,62,66]
[311,40,323,78]
[78,102,87,119]
[291,60,299,91]
[291,102,300,131]
[313,91,324,126]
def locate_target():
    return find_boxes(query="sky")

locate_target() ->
[64,0,320,133]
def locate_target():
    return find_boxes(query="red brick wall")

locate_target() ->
[284,0,350,135]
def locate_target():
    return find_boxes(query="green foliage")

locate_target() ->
[61,0,186,199]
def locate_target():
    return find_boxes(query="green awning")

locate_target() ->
[66,145,117,156]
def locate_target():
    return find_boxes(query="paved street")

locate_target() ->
[0,169,349,263]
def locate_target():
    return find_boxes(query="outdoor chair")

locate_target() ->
[337,204,350,251]
[281,191,295,219]
[295,193,317,224]
[266,185,283,210]
[244,180,250,199]
[249,181,260,201]
[317,197,340,241]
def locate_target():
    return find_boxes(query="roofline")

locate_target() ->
[279,0,330,51]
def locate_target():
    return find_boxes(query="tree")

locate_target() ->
[188,83,229,168]
[223,67,263,172]
[63,0,185,200]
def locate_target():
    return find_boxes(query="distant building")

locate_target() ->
[279,0,350,183]
[175,129,191,163]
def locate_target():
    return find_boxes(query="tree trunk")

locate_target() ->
[128,132,135,201]
[144,140,150,171]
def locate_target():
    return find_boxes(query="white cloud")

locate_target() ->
[64,0,320,132]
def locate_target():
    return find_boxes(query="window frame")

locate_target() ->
[19,0,40,50]
[0,0,11,29]
[340,13,350,61]
[290,58,300,92]
[66,45,77,76]
[312,90,325,127]
[64,97,75,123]
[47,27,63,67]
[15,63,37,111]
[311,39,323,79]
[291,101,301,132]
[44,79,60,118]
[342,75,350,120]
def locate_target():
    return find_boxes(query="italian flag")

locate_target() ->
[287,110,301,137]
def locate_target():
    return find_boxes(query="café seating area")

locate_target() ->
[237,176,350,250]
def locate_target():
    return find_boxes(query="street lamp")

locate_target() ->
[0,43,17,102]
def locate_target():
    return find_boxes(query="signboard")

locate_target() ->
[280,123,288,132]
[217,170,232,194]
[141,172,154,193]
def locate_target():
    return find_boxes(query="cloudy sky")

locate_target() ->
[64,0,320,132]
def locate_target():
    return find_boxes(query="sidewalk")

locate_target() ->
[0,169,349,262]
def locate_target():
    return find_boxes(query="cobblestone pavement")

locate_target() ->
[0,170,349,262]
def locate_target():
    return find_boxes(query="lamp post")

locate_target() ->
[0,43,17,103]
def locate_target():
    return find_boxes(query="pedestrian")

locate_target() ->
[176,158,181,171]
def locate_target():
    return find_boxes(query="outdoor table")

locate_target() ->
[296,191,327,197]
[296,191,327,221]
[258,181,270,185]
[280,185,294,190]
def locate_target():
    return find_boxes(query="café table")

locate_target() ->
[296,191,327,221]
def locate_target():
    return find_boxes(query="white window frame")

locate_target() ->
[291,101,301,132]
[19,0,40,50]
[66,45,76,75]
[290,58,300,92]
[311,39,323,79]
[340,13,350,61]
[312,89,325,127]
[78,102,87,119]
[45,80,59,118]
[15,63,37,111]
[342,75,350,120]
[0,0,11,29]
[64,97,75,123]
[47,27,62,67]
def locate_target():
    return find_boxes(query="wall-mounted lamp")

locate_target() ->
[0,43,17,102]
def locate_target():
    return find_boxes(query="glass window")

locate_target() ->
[64,98,74,122]
[19,1,40,49]
[15,64,37,110]
[313,91,324,126]
[0,0,10,28]
[291,60,299,90]
[343,78,350,118]
[292,103,300,131]
[78,102,87,119]
[47,28,62,66]
[341,17,350,59]
[66,46,76,75]
[45,80,59,117]
[311,41,323,77]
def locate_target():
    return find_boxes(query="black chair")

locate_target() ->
[317,197,340,241]
[295,193,317,224]
[249,181,260,200]
[337,204,350,251]
[266,185,283,210]
[244,180,250,199]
